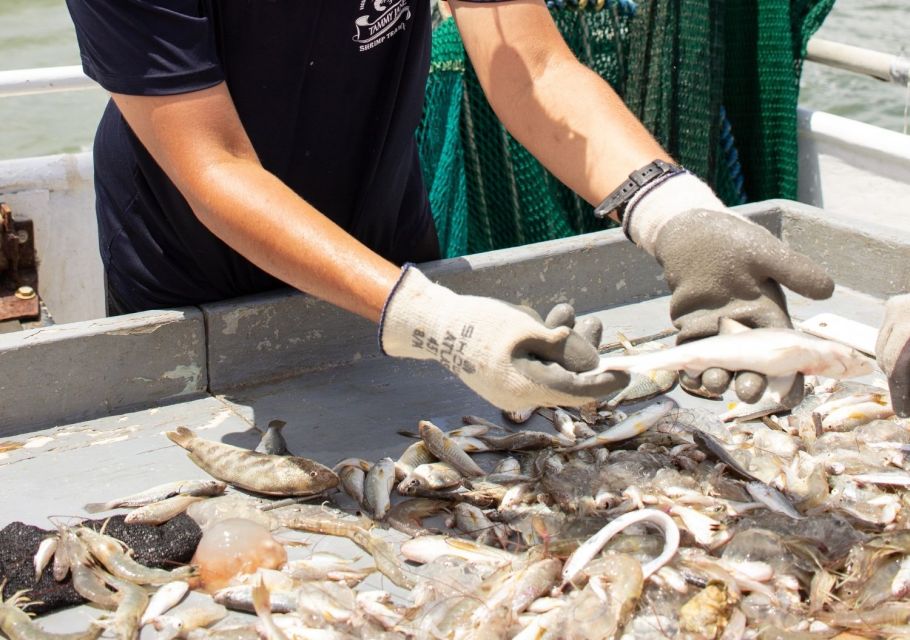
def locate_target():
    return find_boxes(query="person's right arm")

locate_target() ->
[111,84,400,322]
[110,83,630,411]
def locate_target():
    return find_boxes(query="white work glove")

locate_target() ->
[625,172,834,404]
[380,265,629,412]
[876,294,910,417]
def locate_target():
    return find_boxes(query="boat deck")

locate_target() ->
[0,200,906,633]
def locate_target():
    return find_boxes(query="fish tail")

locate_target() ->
[83,502,113,513]
[165,427,196,449]
[268,419,287,431]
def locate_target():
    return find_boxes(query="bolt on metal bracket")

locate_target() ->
[0,202,40,322]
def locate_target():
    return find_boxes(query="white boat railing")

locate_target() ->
[0,37,906,99]
[0,65,97,98]
[807,38,910,86]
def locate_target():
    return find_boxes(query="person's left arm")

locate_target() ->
[448,0,835,404]
[446,0,667,207]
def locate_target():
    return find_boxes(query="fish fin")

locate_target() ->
[83,502,113,514]
[251,577,271,618]
[165,427,195,448]
[719,318,750,334]
[605,387,627,409]
[616,331,634,353]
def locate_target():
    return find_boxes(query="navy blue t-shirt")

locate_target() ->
[66,0,445,311]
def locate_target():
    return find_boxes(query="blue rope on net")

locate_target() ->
[720,106,748,204]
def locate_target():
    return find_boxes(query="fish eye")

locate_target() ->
[310,471,318,477]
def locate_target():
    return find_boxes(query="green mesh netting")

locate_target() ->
[417,0,835,259]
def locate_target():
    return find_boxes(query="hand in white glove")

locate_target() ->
[625,171,834,404]
[380,266,629,412]
[876,294,910,417]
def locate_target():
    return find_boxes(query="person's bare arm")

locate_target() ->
[448,0,834,406]
[111,77,632,411]
[111,83,399,321]
[447,0,671,216]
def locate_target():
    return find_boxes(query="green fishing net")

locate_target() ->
[417,0,835,258]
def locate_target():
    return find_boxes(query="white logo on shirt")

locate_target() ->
[354,0,412,52]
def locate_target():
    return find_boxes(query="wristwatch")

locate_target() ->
[593,159,685,221]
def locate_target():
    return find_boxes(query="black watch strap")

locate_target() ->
[593,159,685,220]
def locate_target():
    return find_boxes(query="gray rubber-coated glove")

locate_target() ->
[876,294,910,417]
[380,265,629,412]
[625,172,835,403]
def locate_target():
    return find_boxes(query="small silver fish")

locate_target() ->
[363,457,396,520]
[745,482,804,520]
[140,580,189,625]
[477,431,571,451]
[400,535,517,566]
[33,536,58,582]
[419,421,485,477]
[398,462,463,494]
[334,458,371,505]
[83,479,226,513]
[493,457,521,475]
[124,495,205,526]
[153,600,228,640]
[692,431,760,483]
[821,400,895,431]
[563,400,676,452]
[593,328,874,382]
[214,585,297,614]
[463,415,515,432]
[606,334,678,407]
[396,440,435,478]
[452,503,494,535]
[387,498,450,537]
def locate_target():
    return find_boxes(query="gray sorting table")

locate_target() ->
[0,200,907,633]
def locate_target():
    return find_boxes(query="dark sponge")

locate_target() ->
[0,514,201,615]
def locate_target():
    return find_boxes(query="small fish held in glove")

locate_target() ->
[592,328,873,380]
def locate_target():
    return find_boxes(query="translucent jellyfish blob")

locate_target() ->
[191,518,287,592]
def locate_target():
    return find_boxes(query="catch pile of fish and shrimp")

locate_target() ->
[5,328,910,640]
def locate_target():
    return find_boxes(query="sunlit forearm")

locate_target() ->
[450,0,671,214]
[112,87,400,322]
[187,157,399,322]
[487,53,671,207]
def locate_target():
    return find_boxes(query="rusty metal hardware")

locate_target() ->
[0,202,39,322]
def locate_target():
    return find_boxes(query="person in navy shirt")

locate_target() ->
[65,0,834,411]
